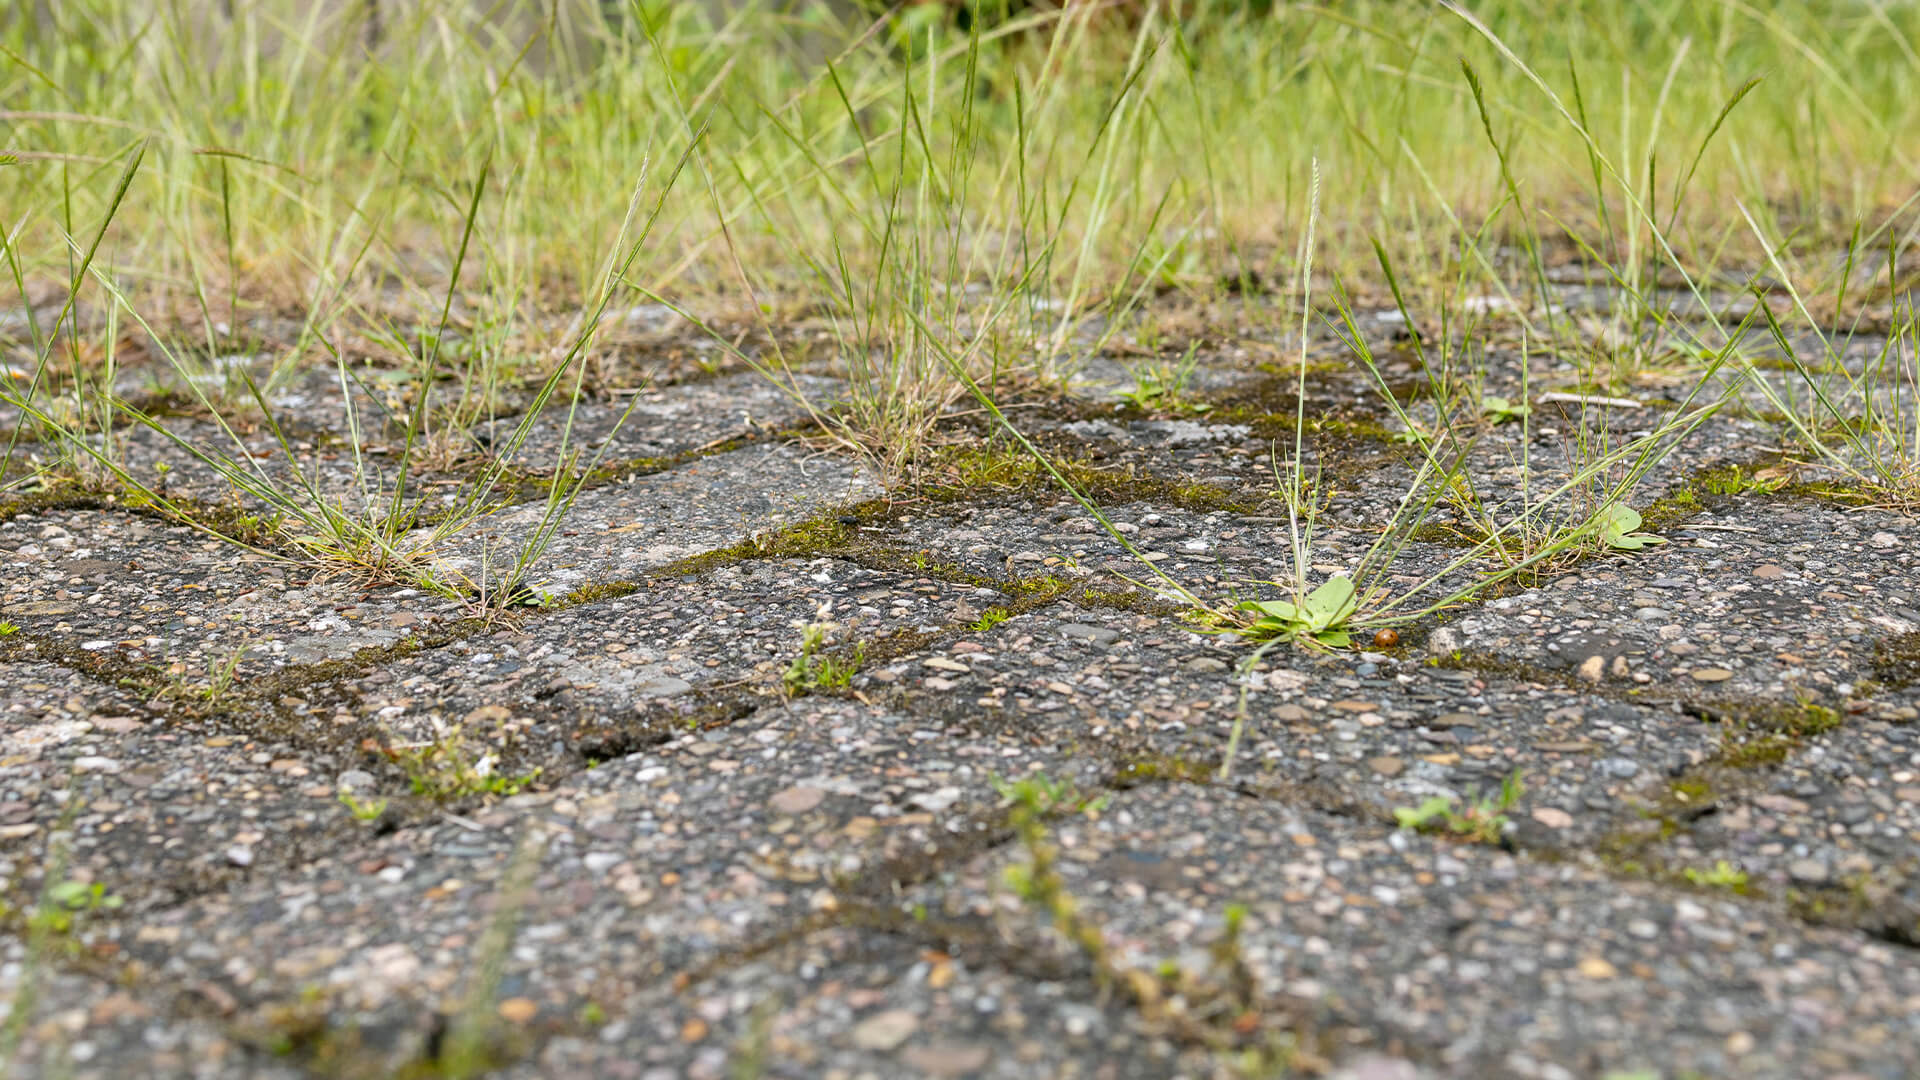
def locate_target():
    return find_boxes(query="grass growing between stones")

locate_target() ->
[5,6,1920,1072]
[997,772,1317,1074]
[6,0,1920,562]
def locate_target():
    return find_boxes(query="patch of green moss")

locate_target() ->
[1638,458,1791,533]
[1872,631,1920,690]
[918,444,1267,515]
[1718,732,1795,769]
[657,511,867,579]
[1668,777,1714,803]
[1110,752,1220,787]
[555,581,639,608]
[1006,573,1072,602]
[1406,521,1476,546]
[1694,698,1843,740]
[0,482,284,549]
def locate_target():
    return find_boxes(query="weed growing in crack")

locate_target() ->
[783,623,865,695]
[337,791,389,824]
[969,607,1013,633]
[368,723,538,802]
[29,879,124,936]
[238,835,544,1078]
[0,797,92,1067]
[0,136,696,611]
[1479,395,1531,425]
[1116,343,1211,415]
[996,772,1314,1073]
[1594,505,1667,552]
[1392,769,1524,846]
[1228,575,1359,649]
[1683,860,1751,894]
[426,833,545,1080]
[166,639,250,707]
[997,772,1123,976]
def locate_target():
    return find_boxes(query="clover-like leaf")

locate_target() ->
[1481,395,1531,423]
[1597,504,1666,551]
[1236,598,1304,622]
[1302,575,1356,627]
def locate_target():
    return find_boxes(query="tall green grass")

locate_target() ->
[2,0,1917,582]
[5,1,1914,331]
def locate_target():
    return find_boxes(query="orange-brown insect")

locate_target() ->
[1372,629,1401,648]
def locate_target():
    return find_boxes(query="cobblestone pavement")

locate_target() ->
[3,312,1917,1080]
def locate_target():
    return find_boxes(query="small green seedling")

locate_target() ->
[0,621,17,636]
[1234,576,1357,648]
[338,791,388,822]
[1393,770,1523,844]
[1682,860,1749,891]
[969,607,1011,633]
[783,623,863,694]
[1115,344,1210,414]
[1392,796,1456,831]
[1481,395,1531,424]
[1596,504,1666,551]
[369,729,538,801]
[36,879,123,934]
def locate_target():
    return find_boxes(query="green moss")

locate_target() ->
[1668,777,1714,802]
[1638,486,1701,532]
[1695,698,1843,741]
[657,512,865,578]
[555,580,639,608]
[1872,631,1920,690]
[1638,459,1790,533]
[1006,573,1072,601]
[1718,732,1795,769]
[1406,521,1476,546]
[1696,464,1788,497]
[919,443,1268,515]
[0,481,284,549]
[1111,752,1221,787]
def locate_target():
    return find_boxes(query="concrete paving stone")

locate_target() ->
[896,783,1920,1080]
[426,441,880,595]
[310,557,1012,772]
[0,509,468,681]
[1446,501,1920,705]
[0,965,290,1080]
[511,922,1202,1080]
[7,314,1920,1080]
[71,695,1094,1076]
[855,602,1728,846]
[0,660,379,912]
[475,371,842,467]
[1600,709,1920,944]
